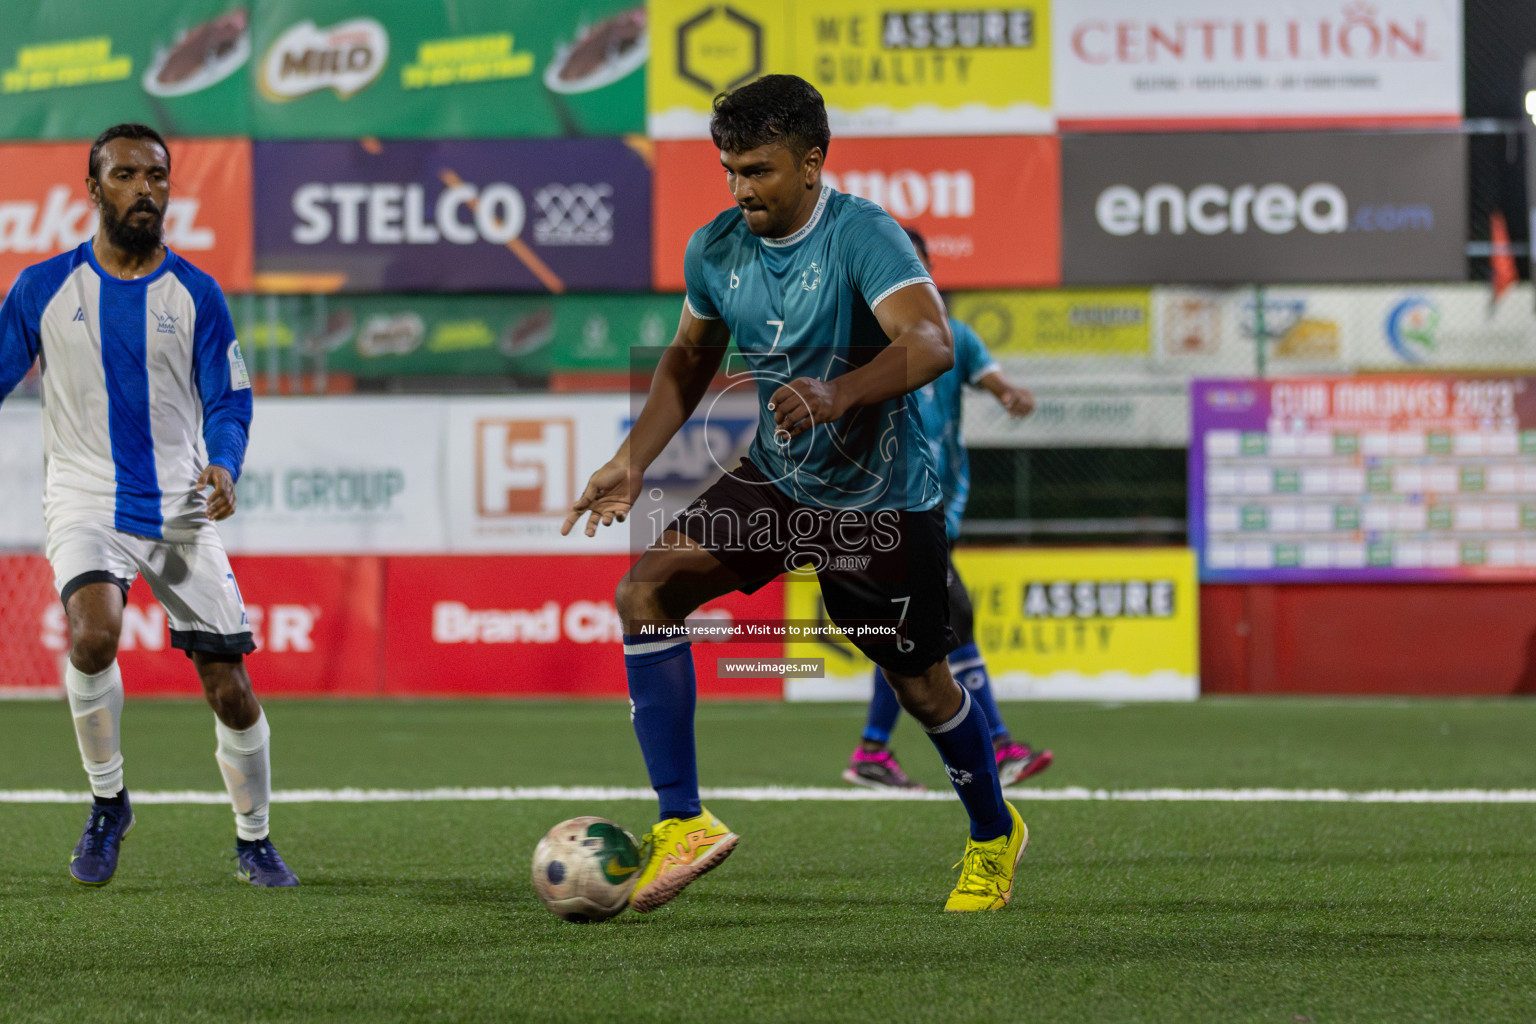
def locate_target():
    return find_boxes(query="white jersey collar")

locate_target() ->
[760,185,831,249]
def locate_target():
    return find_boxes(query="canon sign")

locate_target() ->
[1061,132,1464,284]
[821,169,974,219]
[1095,182,1346,237]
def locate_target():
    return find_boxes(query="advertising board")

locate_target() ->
[0,138,254,293]
[251,0,644,137]
[1192,376,1536,582]
[253,139,651,293]
[653,136,1059,291]
[0,3,252,138]
[649,0,1052,137]
[1061,132,1467,284]
[1053,0,1463,130]
[784,548,1200,700]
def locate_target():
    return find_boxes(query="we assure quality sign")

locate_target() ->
[784,547,1198,700]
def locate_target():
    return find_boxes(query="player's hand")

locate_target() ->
[998,386,1035,420]
[198,464,237,521]
[768,377,844,440]
[562,459,642,538]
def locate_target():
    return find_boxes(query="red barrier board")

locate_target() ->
[0,553,382,697]
[1201,583,1536,695]
[0,138,254,292]
[0,553,59,692]
[652,137,1060,292]
[382,555,785,697]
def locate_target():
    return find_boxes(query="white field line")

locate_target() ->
[2,786,1536,805]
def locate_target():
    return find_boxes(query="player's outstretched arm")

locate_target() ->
[0,272,42,409]
[770,281,953,439]
[562,306,731,538]
[978,369,1035,419]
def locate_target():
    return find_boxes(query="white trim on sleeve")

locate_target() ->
[969,361,1002,387]
[870,276,933,311]
[684,295,720,321]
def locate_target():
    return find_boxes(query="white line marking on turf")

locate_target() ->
[3,786,1536,804]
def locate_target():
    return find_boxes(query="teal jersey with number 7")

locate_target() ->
[682,186,943,513]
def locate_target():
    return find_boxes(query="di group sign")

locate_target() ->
[1061,131,1467,285]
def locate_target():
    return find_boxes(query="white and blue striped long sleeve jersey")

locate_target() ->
[0,243,252,540]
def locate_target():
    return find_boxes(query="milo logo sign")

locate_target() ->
[260,18,388,101]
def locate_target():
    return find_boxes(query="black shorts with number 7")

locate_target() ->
[666,458,957,676]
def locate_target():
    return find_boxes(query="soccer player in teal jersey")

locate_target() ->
[844,228,1054,792]
[563,75,1027,913]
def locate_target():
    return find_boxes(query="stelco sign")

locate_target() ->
[1061,132,1465,284]
[254,139,650,292]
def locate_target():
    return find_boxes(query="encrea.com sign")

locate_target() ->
[1061,131,1466,284]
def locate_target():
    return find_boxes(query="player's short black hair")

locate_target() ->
[710,74,831,160]
[903,227,929,263]
[88,123,170,180]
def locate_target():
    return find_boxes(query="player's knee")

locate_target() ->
[885,666,954,721]
[614,576,655,627]
[69,625,119,674]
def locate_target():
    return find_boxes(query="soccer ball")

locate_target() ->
[530,816,642,923]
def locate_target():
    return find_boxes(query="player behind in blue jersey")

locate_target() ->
[0,124,297,887]
[562,75,1027,913]
[844,228,1054,792]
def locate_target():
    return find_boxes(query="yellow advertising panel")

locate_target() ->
[649,0,1053,138]
[947,289,1152,358]
[785,548,1198,700]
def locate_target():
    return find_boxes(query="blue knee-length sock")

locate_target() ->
[862,667,903,744]
[623,634,700,821]
[949,643,1008,742]
[923,689,1011,841]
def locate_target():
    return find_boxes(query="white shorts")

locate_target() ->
[47,520,255,656]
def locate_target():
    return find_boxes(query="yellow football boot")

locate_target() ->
[629,806,739,913]
[944,801,1028,912]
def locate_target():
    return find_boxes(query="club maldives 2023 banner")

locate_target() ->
[1191,376,1536,583]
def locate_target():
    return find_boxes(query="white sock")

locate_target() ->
[215,711,271,841]
[65,660,125,799]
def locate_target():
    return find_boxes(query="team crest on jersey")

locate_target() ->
[228,341,252,391]
[802,262,821,292]
[152,310,180,335]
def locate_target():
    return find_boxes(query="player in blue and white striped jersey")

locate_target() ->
[0,124,297,887]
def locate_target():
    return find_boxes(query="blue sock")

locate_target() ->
[862,667,902,744]
[623,634,700,821]
[923,689,1011,841]
[949,643,1008,742]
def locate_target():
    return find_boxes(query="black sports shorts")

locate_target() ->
[667,458,956,676]
[946,544,976,650]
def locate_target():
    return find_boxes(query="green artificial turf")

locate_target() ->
[2,699,1534,1023]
